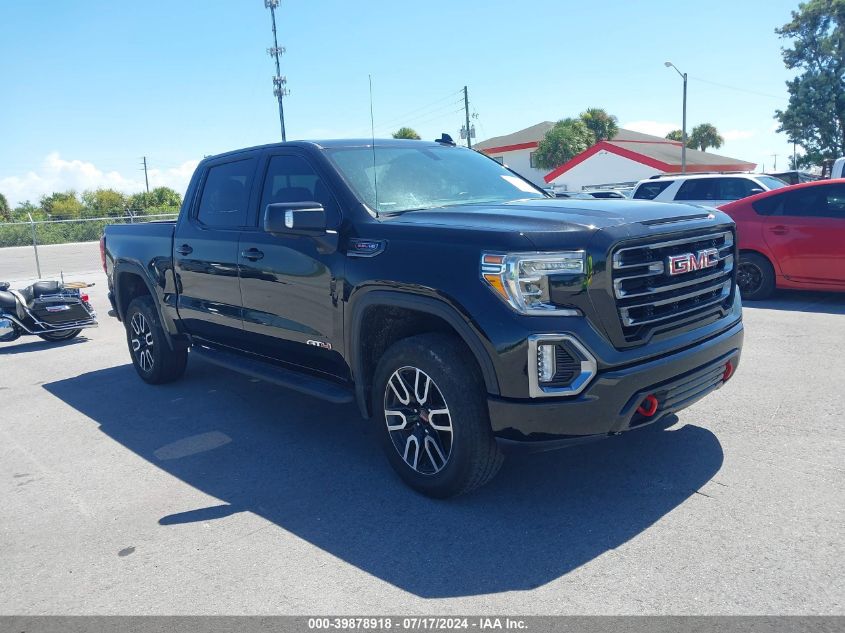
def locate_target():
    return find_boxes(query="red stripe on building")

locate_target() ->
[661,163,756,173]
[478,141,539,155]
[543,142,671,183]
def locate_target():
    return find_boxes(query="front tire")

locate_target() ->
[737,252,775,300]
[125,295,187,384]
[372,333,503,498]
[38,329,81,342]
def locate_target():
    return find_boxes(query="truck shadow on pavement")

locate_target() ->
[44,360,724,598]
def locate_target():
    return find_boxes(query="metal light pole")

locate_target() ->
[665,61,687,173]
[265,0,288,141]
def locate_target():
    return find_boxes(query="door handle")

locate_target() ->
[769,225,789,235]
[240,248,264,261]
[176,244,193,256]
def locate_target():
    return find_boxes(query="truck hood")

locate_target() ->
[382,198,716,249]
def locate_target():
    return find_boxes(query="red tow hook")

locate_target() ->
[637,394,659,417]
[723,360,735,382]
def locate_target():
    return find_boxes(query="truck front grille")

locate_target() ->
[611,230,735,343]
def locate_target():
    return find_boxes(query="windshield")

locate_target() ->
[325,145,546,215]
[757,175,789,190]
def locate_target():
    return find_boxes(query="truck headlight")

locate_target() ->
[481,252,585,315]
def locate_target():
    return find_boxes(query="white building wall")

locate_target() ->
[486,147,549,187]
[547,151,661,191]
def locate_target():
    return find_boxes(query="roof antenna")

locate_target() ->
[435,133,456,146]
[369,74,379,218]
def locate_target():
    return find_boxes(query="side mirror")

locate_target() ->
[748,188,764,195]
[264,202,326,236]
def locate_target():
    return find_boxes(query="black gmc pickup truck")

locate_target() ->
[103,138,743,497]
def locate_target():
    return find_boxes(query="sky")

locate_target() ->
[0,0,804,206]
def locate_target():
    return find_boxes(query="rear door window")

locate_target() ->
[196,159,256,228]
[772,185,845,218]
[717,178,761,201]
[633,181,672,200]
[674,179,718,201]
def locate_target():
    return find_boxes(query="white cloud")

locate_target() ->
[622,120,679,137]
[722,129,755,141]
[0,153,199,207]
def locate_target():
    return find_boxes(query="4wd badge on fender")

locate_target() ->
[667,248,719,275]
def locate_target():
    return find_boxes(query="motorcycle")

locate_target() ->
[0,279,98,344]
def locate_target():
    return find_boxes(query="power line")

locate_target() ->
[378,89,463,125]
[374,101,465,134]
[689,76,784,101]
[391,107,465,132]
[373,90,464,132]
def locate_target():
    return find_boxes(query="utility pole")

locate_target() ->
[771,154,778,171]
[265,0,288,141]
[665,62,687,173]
[460,86,476,149]
[141,156,149,193]
[464,86,472,149]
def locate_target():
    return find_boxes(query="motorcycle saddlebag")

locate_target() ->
[31,297,92,325]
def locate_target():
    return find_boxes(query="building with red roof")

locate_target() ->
[475,122,757,191]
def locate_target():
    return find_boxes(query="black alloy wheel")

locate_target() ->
[124,295,188,384]
[383,366,454,475]
[737,253,775,300]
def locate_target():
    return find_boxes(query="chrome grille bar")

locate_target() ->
[611,229,736,339]
[615,255,734,299]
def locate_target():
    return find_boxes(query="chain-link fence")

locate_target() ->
[0,213,178,248]
[0,213,177,278]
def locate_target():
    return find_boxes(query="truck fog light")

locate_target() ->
[527,335,597,398]
[537,343,556,383]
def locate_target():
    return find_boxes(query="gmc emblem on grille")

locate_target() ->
[667,248,719,275]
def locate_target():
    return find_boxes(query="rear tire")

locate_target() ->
[737,252,775,300]
[38,329,81,342]
[125,295,187,384]
[372,333,503,498]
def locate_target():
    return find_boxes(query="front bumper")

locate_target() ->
[488,318,743,444]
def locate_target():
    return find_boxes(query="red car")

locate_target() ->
[719,179,845,300]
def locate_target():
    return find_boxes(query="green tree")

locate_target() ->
[0,193,10,222]
[665,130,685,142]
[533,118,595,169]
[127,187,181,216]
[579,108,619,142]
[81,188,127,218]
[688,123,724,152]
[148,186,182,208]
[392,127,421,140]
[774,0,845,167]
[12,201,43,222]
[40,191,84,220]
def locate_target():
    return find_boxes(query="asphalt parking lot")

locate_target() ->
[1,245,843,615]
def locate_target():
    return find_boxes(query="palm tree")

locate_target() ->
[689,124,724,152]
[579,108,619,142]
[665,130,684,142]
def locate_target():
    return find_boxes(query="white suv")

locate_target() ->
[631,173,788,207]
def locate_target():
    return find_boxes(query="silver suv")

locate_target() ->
[631,173,788,207]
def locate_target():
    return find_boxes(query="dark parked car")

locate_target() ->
[102,139,743,497]
[766,171,818,186]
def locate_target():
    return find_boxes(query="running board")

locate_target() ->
[190,345,354,404]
